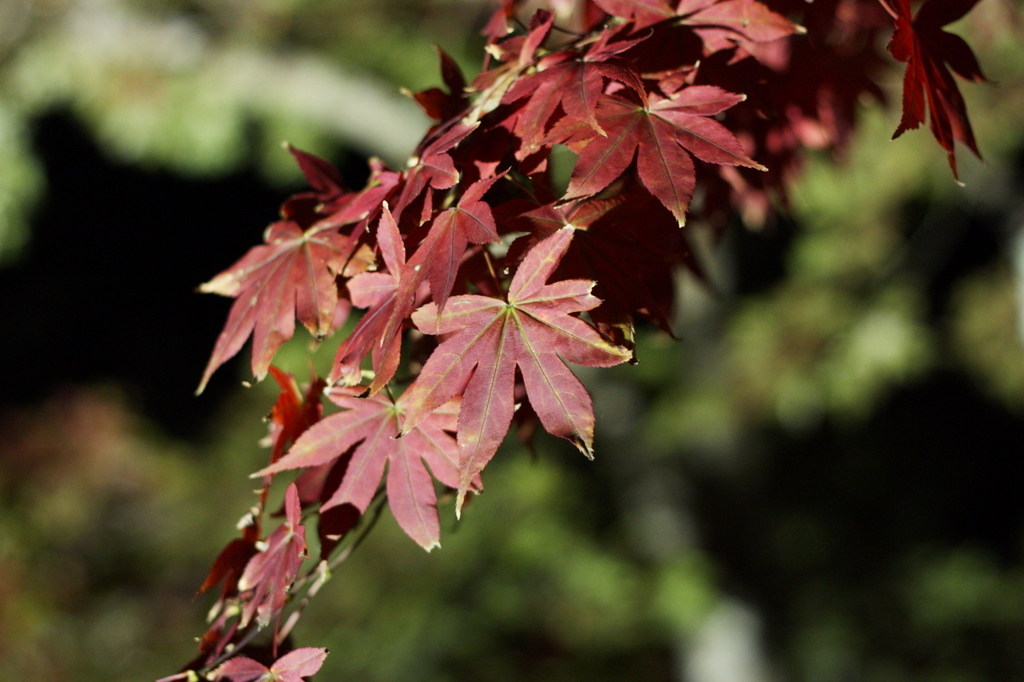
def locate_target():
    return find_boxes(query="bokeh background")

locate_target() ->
[2,1,1024,680]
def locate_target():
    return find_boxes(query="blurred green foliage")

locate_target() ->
[2,1,1024,681]
[0,0,489,262]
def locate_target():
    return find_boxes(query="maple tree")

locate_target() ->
[168,0,990,677]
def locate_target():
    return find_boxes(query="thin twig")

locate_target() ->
[328,489,388,571]
[199,623,262,676]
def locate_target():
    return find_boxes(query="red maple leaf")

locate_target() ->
[197,219,357,394]
[317,157,401,231]
[482,0,519,39]
[237,483,307,627]
[464,9,558,127]
[279,145,348,225]
[418,175,503,312]
[391,122,478,219]
[260,367,332,508]
[215,647,327,682]
[329,203,427,392]
[519,190,693,338]
[485,8,556,69]
[551,86,765,224]
[198,150,391,393]
[196,532,259,603]
[592,0,677,29]
[263,367,326,468]
[593,0,802,45]
[502,25,648,149]
[679,0,805,54]
[881,0,987,177]
[197,149,393,394]
[399,226,632,512]
[256,388,467,551]
[412,47,469,122]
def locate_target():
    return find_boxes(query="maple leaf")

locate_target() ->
[256,388,467,551]
[237,483,307,628]
[317,157,401,231]
[520,190,693,337]
[679,0,806,53]
[482,0,519,39]
[329,203,427,392]
[518,9,556,68]
[399,226,632,512]
[881,0,987,177]
[465,9,556,125]
[391,122,478,219]
[483,7,555,68]
[419,175,503,312]
[196,534,259,602]
[279,145,349,226]
[316,502,361,561]
[503,26,648,149]
[197,152,392,395]
[592,0,678,29]
[260,367,333,509]
[411,47,469,122]
[550,86,765,224]
[215,647,327,682]
[197,219,357,394]
[263,367,326,468]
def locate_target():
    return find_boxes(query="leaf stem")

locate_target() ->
[199,623,262,676]
[327,488,388,571]
[482,248,506,299]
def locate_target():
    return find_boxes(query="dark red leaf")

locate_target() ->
[885,0,986,177]
[520,190,691,337]
[392,122,478,219]
[592,0,677,29]
[680,0,805,53]
[413,47,469,121]
[518,9,555,67]
[196,537,259,601]
[278,147,350,229]
[551,87,764,224]
[483,0,520,39]
[287,145,347,201]
[503,27,648,149]
[329,203,428,392]
[317,503,361,561]
[419,175,503,312]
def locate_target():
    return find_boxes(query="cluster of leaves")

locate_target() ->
[172,0,987,677]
